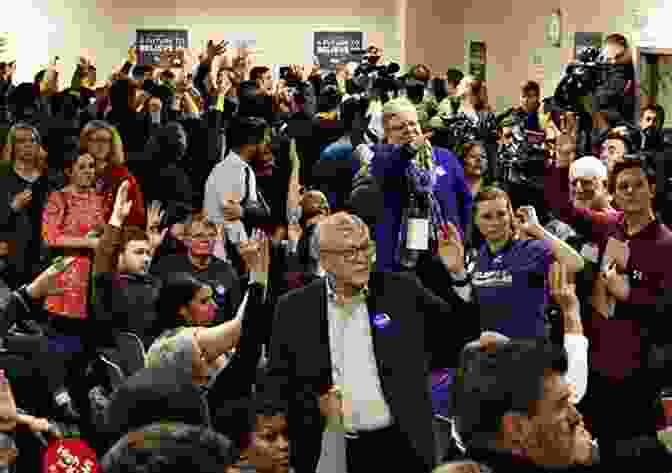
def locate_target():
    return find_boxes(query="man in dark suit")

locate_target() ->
[265,212,481,473]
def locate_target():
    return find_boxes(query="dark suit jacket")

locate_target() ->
[266,270,480,473]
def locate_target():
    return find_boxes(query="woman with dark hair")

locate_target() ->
[440,186,583,340]
[42,152,106,320]
[146,232,270,390]
[429,76,498,182]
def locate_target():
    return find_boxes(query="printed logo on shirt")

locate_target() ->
[435,166,446,177]
[472,270,513,288]
[580,243,599,264]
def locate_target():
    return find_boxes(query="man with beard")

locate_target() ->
[204,115,272,248]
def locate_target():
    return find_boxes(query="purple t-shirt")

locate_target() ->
[473,239,553,339]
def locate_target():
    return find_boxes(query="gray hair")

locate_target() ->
[145,328,195,379]
[312,213,367,264]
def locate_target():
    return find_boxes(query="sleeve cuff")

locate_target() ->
[249,271,268,287]
[564,333,589,352]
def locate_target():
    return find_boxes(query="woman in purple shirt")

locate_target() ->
[440,187,584,339]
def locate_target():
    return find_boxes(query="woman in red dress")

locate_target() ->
[42,153,106,319]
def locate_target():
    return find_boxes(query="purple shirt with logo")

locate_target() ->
[474,239,553,339]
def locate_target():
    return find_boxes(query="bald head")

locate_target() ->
[316,212,371,289]
[318,212,369,255]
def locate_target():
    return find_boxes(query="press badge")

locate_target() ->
[580,243,599,264]
[406,218,430,250]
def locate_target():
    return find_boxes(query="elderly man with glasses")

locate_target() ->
[264,211,481,473]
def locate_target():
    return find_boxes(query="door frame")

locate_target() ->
[635,46,672,125]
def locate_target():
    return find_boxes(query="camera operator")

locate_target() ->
[351,44,402,104]
[592,33,635,131]
[500,81,544,132]
[638,105,665,151]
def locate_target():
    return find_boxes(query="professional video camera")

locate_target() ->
[551,46,608,113]
[498,119,546,189]
[350,52,401,101]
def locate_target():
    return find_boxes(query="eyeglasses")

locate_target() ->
[322,245,370,262]
[389,121,419,133]
[191,233,217,240]
[14,137,36,145]
[570,178,597,189]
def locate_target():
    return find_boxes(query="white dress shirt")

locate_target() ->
[325,279,393,432]
[317,279,393,473]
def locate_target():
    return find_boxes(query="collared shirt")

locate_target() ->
[324,278,392,432]
[203,150,254,243]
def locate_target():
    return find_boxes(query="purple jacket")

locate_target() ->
[370,144,472,273]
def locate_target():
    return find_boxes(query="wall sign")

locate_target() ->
[313,31,364,72]
[136,29,189,66]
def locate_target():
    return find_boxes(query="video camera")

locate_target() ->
[495,109,548,206]
[551,46,609,113]
[351,58,401,101]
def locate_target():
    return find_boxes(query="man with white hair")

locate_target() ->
[568,155,611,212]
[265,211,481,473]
[352,98,472,288]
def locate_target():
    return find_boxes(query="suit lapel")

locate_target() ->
[316,279,334,390]
[366,274,395,385]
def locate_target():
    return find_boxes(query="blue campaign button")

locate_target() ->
[372,313,391,329]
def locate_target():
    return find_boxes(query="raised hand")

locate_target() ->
[206,40,228,61]
[27,257,76,300]
[515,206,542,240]
[549,261,578,314]
[110,180,132,227]
[438,222,465,273]
[146,201,167,252]
[238,231,270,275]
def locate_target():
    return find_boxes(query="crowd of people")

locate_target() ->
[0,31,671,472]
